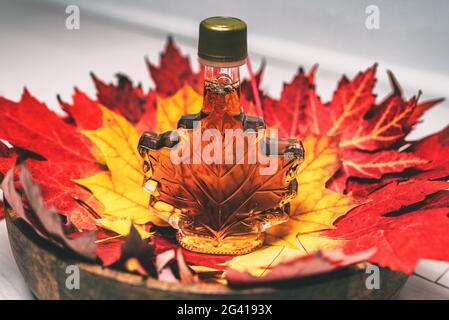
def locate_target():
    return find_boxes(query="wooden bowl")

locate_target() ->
[5,209,408,300]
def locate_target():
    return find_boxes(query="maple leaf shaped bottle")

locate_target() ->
[138,17,304,255]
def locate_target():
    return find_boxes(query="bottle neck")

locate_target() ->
[201,63,241,115]
[203,64,240,88]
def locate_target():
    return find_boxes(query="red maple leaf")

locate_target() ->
[153,236,232,270]
[240,60,265,103]
[63,74,158,134]
[407,98,445,129]
[340,149,428,180]
[326,180,449,273]
[58,88,102,130]
[0,142,16,219]
[240,60,265,116]
[2,164,97,259]
[340,94,418,151]
[226,248,375,286]
[146,37,202,96]
[0,90,100,230]
[325,148,429,195]
[96,231,125,267]
[262,67,313,138]
[91,73,149,124]
[331,125,449,197]
[321,65,377,137]
[406,125,449,180]
[261,65,377,139]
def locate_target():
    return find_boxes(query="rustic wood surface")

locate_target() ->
[5,208,409,300]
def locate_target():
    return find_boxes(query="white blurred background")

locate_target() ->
[0,0,448,299]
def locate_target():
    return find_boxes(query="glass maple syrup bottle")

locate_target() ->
[138,17,304,255]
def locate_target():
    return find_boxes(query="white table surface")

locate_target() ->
[0,0,448,299]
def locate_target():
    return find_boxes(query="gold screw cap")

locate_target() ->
[198,17,247,64]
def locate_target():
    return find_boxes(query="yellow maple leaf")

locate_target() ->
[226,134,358,274]
[81,105,142,186]
[95,217,153,239]
[156,84,202,132]
[75,106,165,229]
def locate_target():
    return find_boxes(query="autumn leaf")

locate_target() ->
[118,234,202,282]
[0,200,5,219]
[58,88,103,131]
[87,72,158,134]
[156,84,202,132]
[335,125,449,198]
[146,37,202,96]
[226,248,375,286]
[0,141,14,178]
[326,179,449,273]
[119,226,156,277]
[241,59,265,101]
[407,98,445,129]
[0,142,16,219]
[283,135,358,239]
[262,68,312,138]
[420,191,449,210]
[176,249,200,283]
[91,73,149,124]
[2,166,26,222]
[340,94,418,150]
[2,164,96,260]
[305,88,329,135]
[261,65,377,139]
[330,73,442,191]
[0,90,100,230]
[153,236,232,270]
[340,149,428,180]
[97,227,155,275]
[80,105,142,187]
[116,227,199,282]
[406,125,449,180]
[96,231,124,266]
[155,250,178,282]
[75,106,165,227]
[259,63,441,200]
[135,90,158,134]
[324,65,377,136]
[334,70,419,152]
[94,218,153,239]
[240,59,265,116]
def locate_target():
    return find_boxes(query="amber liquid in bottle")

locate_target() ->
[139,63,304,255]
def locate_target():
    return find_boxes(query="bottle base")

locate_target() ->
[176,232,265,255]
